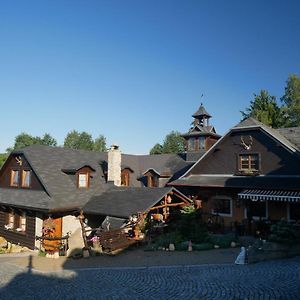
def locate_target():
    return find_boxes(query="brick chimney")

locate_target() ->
[107,144,121,186]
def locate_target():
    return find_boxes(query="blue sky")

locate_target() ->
[1,0,300,154]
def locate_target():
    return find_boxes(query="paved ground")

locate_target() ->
[0,256,300,299]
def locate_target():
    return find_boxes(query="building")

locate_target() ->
[171,118,300,234]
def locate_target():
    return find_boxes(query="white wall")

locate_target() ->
[62,215,81,236]
[34,217,43,250]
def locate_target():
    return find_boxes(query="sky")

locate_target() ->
[1,0,300,154]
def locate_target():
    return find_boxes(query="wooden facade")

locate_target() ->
[0,208,36,249]
[0,154,44,191]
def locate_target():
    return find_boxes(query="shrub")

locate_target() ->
[192,243,214,251]
[268,220,299,245]
[208,234,235,248]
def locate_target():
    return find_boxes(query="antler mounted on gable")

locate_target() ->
[240,135,253,150]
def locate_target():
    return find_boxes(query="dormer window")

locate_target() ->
[78,173,89,188]
[10,170,19,187]
[121,169,130,187]
[147,174,158,187]
[239,154,259,172]
[22,170,31,188]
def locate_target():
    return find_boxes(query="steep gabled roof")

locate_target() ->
[233,118,299,154]
[174,117,300,180]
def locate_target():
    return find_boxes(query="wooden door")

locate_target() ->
[42,217,62,252]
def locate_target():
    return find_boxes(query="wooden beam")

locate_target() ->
[149,202,187,211]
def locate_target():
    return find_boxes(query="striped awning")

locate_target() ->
[238,189,300,202]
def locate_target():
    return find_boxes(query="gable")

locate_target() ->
[0,153,45,191]
[186,128,300,176]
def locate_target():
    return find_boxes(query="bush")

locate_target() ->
[154,232,184,248]
[192,243,214,251]
[268,220,299,245]
[208,234,235,248]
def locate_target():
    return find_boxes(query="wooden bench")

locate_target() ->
[97,228,136,253]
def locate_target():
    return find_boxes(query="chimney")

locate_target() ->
[107,144,121,186]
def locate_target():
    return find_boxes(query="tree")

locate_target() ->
[150,143,163,155]
[281,74,300,127]
[0,153,8,168]
[241,90,283,128]
[162,131,185,153]
[7,132,58,152]
[64,130,94,151]
[40,133,57,146]
[150,131,185,154]
[93,135,107,152]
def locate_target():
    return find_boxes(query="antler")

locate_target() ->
[240,136,253,150]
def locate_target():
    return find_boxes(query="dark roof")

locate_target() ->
[192,104,211,118]
[277,127,300,150]
[130,153,191,179]
[233,118,299,153]
[83,187,174,218]
[0,145,192,212]
[171,175,300,191]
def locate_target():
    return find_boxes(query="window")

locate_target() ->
[121,169,130,186]
[5,211,26,233]
[188,138,196,151]
[20,213,26,232]
[78,173,89,188]
[10,170,19,187]
[5,212,15,230]
[247,201,267,219]
[147,174,158,187]
[212,197,232,216]
[239,154,259,171]
[289,203,300,221]
[199,136,205,150]
[22,170,31,188]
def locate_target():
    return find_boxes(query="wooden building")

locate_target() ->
[171,118,300,233]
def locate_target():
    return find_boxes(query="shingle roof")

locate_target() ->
[276,127,300,150]
[0,145,192,212]
[84,187,174,218]
[192,104,211,118]
[233,118,299,154]
[171,175,300,191]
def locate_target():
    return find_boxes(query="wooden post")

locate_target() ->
[78,210,89,249]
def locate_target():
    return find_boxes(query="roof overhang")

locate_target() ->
[238,189,300,203]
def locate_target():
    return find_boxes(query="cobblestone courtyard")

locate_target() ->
[0,257,300,299]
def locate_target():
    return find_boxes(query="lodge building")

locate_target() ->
[0,104,299,250]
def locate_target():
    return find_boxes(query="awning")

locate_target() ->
[238,189,300,203]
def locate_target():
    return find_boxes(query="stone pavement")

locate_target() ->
[0,256,300,299]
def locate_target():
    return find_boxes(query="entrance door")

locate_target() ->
[42,217,62,252]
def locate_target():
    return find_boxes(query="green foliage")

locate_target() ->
[268,220,299,245]
[149,143,163,155]
[168,209,210,244]
[281,74,300,127]
[154,232,184,248]
[192,243,214,251]
[208,234,235,248]
[162,131,185,153]
[93,135,107,152]
[40,133,57,146]
[241,90,283,128]
[0,153,8,168]
[149,131,185,154]
[64,130,94,151]
[8,132,57,151]
[64,130,107,151]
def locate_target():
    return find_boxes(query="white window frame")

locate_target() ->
[211,196,232,217]
[78,173,88,188]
